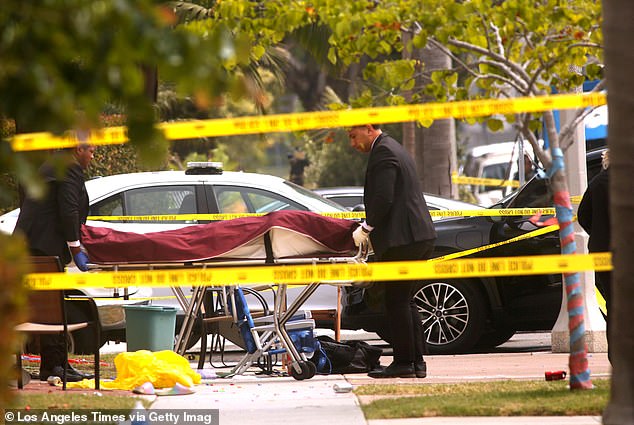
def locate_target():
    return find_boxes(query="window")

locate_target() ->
[217,190,248,213]
[325,195,363,210]
[508,178,552,209]
[90,185,197,223]
[481,163,510,192]
[90,195,123,217]
[124,186,196,216]
[213,186,306,214]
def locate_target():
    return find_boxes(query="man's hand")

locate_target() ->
[73,251,90,272]
[352,225,370,247]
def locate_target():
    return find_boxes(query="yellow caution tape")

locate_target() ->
[66,295,181,301]
[87,212,365,221]
[87,208,555,222]
[11,127,129,151]
[452,173,520,188]
[430,208,556,218]
[452,174,583,205]
[570,195,582,204]
[431,224,560,262]
[596,287,607,315]
[11,92,606,152]
[24,252,612,290]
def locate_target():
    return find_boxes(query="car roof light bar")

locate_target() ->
[185,161,224,175]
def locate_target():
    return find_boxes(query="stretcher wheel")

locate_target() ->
[290,361,316,380]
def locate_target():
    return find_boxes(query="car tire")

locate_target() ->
[414,279,487,355]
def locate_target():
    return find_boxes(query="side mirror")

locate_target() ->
[352,204,366,212]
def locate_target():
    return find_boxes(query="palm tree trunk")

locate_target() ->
[602,0,634,422]
[401,33,456,198]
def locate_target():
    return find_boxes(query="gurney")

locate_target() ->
[81,210,369,380]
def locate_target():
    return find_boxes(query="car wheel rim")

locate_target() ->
[414,282,469,347]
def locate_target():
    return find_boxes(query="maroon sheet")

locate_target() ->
[81,210,358,264]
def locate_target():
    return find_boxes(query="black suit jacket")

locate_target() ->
[364,133,436,258]
[15,159,89,265]
[578,168,610,253]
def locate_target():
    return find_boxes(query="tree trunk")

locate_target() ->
[602,0,634,422]
[542,110,593,390]
[402,35,456,198]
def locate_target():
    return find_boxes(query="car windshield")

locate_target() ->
[490,175,553,209]
[284,181,348,211]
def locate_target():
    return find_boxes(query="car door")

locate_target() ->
[485,177,562,328]
[89,184,207,233]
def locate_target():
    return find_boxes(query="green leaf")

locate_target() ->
[431,71,444,84]
[412,32,428,49]
[445,73,458,86]
[402,78,415,91]
[328,47,337,65]
[486,118,504,132]
[252,44,266,60]
[418,118,434,128]
[585,64,604,81]
[528,119,542,132]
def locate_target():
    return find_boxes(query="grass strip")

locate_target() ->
[8,392,148,410]
[10,352,148,416]
[357,379,610,419]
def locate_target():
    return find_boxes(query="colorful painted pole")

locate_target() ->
[550,148,593,390]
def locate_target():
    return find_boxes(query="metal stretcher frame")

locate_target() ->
[83,211,367,379]
[171,242,369,380]
[94,237,369,380]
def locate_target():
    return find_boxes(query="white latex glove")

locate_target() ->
[352,225,370,247]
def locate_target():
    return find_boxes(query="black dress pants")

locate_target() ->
[378,239,435,364]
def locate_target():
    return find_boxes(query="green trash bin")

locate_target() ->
[123,305,177,352]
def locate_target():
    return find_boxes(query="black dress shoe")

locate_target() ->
[39,366,84,382]
[414,361,427,378]
[367,362,416,378]
[67,364,94,379]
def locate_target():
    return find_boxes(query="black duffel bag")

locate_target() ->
[309,335,382,374]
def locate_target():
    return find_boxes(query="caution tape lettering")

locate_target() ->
[22,252,612,290]
[11,93,607,151]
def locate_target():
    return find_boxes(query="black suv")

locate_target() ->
[341,147,607,354]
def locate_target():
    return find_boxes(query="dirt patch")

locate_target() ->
[10,380,136,397]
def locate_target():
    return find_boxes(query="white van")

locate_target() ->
[461,140,539,206]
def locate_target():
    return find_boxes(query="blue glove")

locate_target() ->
[73,251,90,272]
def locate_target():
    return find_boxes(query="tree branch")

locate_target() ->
[474,59,530,92]
[489,22,505,56]
[446,37,534,84]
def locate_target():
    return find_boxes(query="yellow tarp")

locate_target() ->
[68,350,201,390]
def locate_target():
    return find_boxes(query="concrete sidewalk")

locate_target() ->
[150,374,366,425]
[146,348,611,425]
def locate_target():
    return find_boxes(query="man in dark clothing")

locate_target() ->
[513,153,536,184]
[348,124,437,379]
[288,148,310,186]
[14,143,96,382]
[577,149,611,360]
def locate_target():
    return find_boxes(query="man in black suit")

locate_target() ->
[348,124,437,378]
[14,143,96,382]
